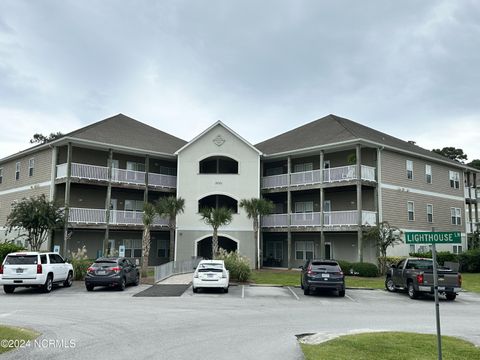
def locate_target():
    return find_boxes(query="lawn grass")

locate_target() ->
[300,332,480,360]
[460,273,480,293]
[345,276,384,289]
[0,325,40,354]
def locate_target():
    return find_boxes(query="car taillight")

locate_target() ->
[194,272,198,278]
[458,274,462,287]
[87,267,95,273]
[37,264,42,274]
[0,265,3,274]
[307,265,313,275]
[416,274,424,284]
[110,267,121,273]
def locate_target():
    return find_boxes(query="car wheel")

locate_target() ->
[407,282,418,299]
[3,285,15,294]
[63,272,73,287]
[338,289,345,297]
[118,277,126,291]
[445,293,457,301]
[385,277,396,292]
[86,284,94,291]
[43,275,53,293]
[303,286,310,296]
[133,272,140,286]
[224,287,229,294]
[192,287,198,293]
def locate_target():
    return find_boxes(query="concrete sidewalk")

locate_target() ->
[157,272,193,285]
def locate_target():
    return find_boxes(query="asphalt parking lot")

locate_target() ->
[1,282,480,360]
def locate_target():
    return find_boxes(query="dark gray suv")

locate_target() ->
[300,259,345,297]
[85,257,140,291]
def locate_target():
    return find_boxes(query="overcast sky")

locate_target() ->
[0,1,479,161]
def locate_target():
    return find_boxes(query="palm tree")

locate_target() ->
[200,207,233,259]
[239,198,274,269]
[156,196,185,261]
[141,202,156,277]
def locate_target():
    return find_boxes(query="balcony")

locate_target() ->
[56,163,176,189]
[262,210,377,228]
[464,186,478,201]
[262,165,376,189]
[68,207,168,226]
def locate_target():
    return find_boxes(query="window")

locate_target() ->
[124,200,144,211]
[199,156,238,174]
[126,161,145,172]
[0,167,3,184]
[157,239,170,258]
[406,160,413,180]
[427,204,433,223]
[451,208,461,225]
[295,241,314,260]
[407,201,415,221]
[265,166,284,176]
[28,158,35,177]
[198,194,238,213]
[123,239,142,258]
[159,166,176,176]
[294,163,313,173]
[425,165,432,184]
[449,171,460,189]
[453,245,463,254]
[15,162,20,180]
[295,201,313,213]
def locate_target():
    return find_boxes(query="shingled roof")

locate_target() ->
[66,113,187,154]
[255,114,460,165]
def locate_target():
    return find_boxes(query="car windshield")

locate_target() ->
[4,255,38,265]
[311,261,340,272]
[93,261,117,268]
[198,263,223,272]
[406,260,433,270]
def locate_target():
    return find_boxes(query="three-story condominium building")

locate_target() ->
[0,113,478,268]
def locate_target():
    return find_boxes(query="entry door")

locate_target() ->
[110,199,118,224]
[107,240,115,256]
[323,160,331,182]
[325,243,332,260]
[265,241,283,267]
[323,200,331,225]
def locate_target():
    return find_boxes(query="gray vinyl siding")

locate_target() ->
[58,146,109,166]
[381,188,464,231]
[68,185,108,208]
[381,150,464,196]
[325,188,375,211]
[0,186,52,226]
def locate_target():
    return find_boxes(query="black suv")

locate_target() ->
[85,257,140,291]
[300,259,345,297]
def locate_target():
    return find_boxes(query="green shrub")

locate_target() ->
[0,242,25,264]
[409,251,458,266]
[377,256,406,275]
[215,249,251,282]
[350,262,379,277]
[67,246,93,280]
[458,249,480,273]
[336,260,352,275]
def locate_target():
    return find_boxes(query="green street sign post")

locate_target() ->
[405,230,462,360]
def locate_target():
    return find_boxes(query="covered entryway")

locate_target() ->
[197,236,238,259]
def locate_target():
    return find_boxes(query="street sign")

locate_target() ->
[405,231,461,244]
[119,245,125,258]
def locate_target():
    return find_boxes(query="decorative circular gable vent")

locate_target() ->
[213,135,225,146]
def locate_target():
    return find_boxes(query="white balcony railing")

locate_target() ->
[56,163,109,181]
[464,186,478,200]
[148,172,177,188]
[56,163,67,178]
[291,212,321,226]
[262,174,289,189]
[324,210,357,226]
[69,208,106,224]
[323,166,357,183]
[112,168,145,185]
[290,170,322,187]
[262,214,289,227]
[361,165,376,182]
[362,211,377,226]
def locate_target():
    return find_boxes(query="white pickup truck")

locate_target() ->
[0,252,74,294]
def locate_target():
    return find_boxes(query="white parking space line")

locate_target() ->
[287,286,300,300]
[345,293,356,302]
[242,285,245,299]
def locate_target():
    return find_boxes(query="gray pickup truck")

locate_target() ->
[385,258,462,300]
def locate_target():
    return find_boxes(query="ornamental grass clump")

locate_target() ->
[215,249,252,282]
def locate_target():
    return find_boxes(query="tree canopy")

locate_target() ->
[30,132,64,144]
[432,147,468,163]
[467,159,480,170]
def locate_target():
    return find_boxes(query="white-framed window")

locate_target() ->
[453,245,463,254]
[295,201,313,213]
[406,160,413,180]
[427,204,433,223]
[425,164,432,184]
[157,239,170,258]
[15,162,20,180]
[122,239,142,258]
[407,201,415,221]
[449,171,460,189]
[124,200,144,211]
[295,241,314,260]
[127,161,146,172]
[0,167,3,184]
[28,158,35,177]
[451,208,461,225]
[294,162,313,173]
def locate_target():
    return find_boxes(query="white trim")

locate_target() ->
[407,201,415,221]
[193,233,240,257]
[0,181,51,196]
[426,204,434,223]
[178,226,248,232]
[175,121,262,155]
[49,147,57,201]
[380,183,465,202]
[377,148,383,223]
